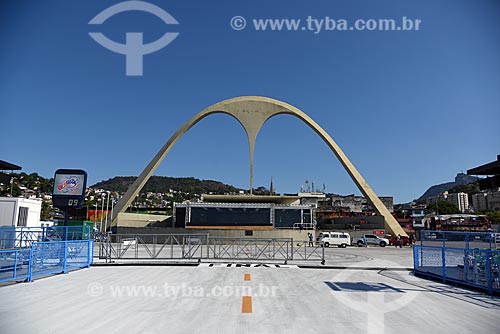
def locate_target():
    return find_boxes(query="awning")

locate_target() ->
[0,160,22,171]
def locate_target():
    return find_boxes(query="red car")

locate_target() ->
[388,236,411,246]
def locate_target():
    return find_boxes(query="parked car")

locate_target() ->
[318,232,351,248]
[352,234,390,247]
[388,235,411,246]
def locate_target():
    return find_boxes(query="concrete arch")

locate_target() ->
[112,96,406,237]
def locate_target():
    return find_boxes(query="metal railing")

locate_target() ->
[292,223,315,230]
[419,230,497,250]
[414,230,500,295]
[0,226,93,283]
[0,226,92,249]
[97,234,325,263]
[0,240,93,283]
[30,240,93,280]
[207,238,292,261]
[98,234,209,262]
[0,248,31,283]
[292,241,325,261]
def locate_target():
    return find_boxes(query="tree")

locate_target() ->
[41,201,51,221]
[426,201,461,215]
[484,211,500,224]
[448,182,480,195]
[252,186,269,195]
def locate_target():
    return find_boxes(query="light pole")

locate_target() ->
[104,191,110,233]
[110,194,115,231]
[94,201,98,232]
[9,176,16,196]
[100,193,105,232]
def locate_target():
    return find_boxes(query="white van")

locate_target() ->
[319,232,351,248]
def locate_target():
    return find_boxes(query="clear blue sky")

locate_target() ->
[1,0,499,203]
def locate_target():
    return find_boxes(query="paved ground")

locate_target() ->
[1,247,499,334]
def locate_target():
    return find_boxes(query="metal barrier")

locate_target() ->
[292,223,315,230]
[414,230,500,294]
[30,240,93,280]
[292,241,325,261]
[207,238,292,261]
[98,234,325,263]
[419,230,497,250]
[98,234,210,262]
[0,226,92,249]
[0,226,93,283]
[0,248,31,283]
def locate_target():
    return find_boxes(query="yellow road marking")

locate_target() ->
[242,296,252,313]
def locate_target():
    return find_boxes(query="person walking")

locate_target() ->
[396,234,402,248]
[308,232,314,247]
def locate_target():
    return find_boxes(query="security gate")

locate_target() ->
[97,234,324,263]
[98,234,209,262]
[208,238,292,261]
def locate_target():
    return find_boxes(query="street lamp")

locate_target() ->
[110,194,115,231]
[94,201,98,232]
[100,193,105,232]
[104,191,110,232]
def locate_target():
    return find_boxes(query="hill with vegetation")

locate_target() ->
[92,176,241,195]
[417,173,479,202]
[0,172,53,197]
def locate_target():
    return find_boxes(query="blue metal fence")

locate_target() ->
[414,230,500,294]
[0,226,91,249]
[0,248,31,283]
[0,226,93,283]
[29,240,93,280]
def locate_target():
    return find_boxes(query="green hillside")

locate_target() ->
[92,176,241,195]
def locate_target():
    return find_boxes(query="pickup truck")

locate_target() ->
[352,234,389,247]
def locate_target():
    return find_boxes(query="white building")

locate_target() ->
[297,192,326,207]
[0,197,42,227]
[330,194,365,212]
[427,192,469,213]
[447,192,469,213]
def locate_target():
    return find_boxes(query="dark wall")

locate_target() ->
[187,207,272,227]
[319,215,384,230]
[275,209,302,228]
[174,207,186,228]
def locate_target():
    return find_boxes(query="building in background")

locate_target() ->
[426,191,470,213]
[487,189,500,211]
[472,192,489,212]
[467,155,500,213]
[429,214,490,232]
[320,194,393,213]
[426,191,449,205]
[297,192,326,207]
[411,208,426,228]
[447,192,469,213]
